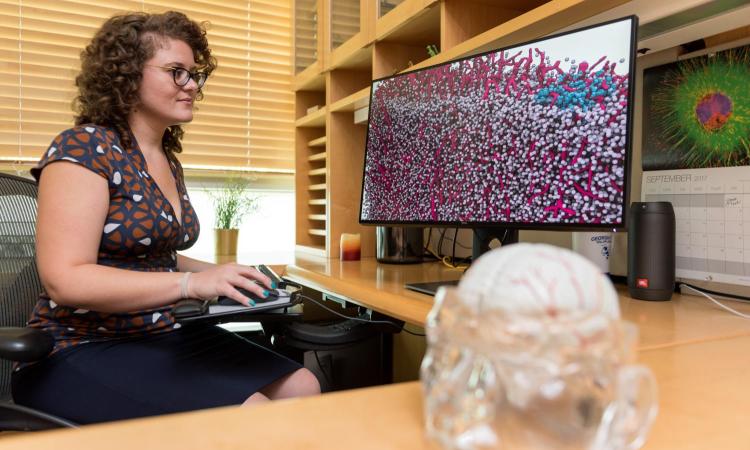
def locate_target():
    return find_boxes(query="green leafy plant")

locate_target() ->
[208,177,259,229]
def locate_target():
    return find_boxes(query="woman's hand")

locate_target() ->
[186,264,273,306]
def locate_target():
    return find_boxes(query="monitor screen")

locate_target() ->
[360,16,637,230]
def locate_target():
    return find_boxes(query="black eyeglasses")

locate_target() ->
[148,65,208,88]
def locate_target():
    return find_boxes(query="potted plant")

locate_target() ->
[209,177,259,259]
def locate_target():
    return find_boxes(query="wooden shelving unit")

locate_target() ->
[293,0,630,258]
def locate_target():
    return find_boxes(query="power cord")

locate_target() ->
[452,227,459,263]
[437,227,448,255]
[680,282,750,302]
[444,228,472,250]
[424,246,470,270]
[299,294,426,337]
[450,227,473,268]
[422,228,470,270]
[680,284,750,320]
[423,227,442,260]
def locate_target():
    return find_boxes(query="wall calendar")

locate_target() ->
[642,167,750,286]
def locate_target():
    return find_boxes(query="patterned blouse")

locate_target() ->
[27,124,200,355]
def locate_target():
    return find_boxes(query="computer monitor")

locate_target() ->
[360,15,638,268]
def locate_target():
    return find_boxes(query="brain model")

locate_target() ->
[457,242,620,320]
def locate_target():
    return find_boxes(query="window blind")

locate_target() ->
[0,0,294,175]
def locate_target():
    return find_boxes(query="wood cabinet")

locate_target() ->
[293,0,629,257]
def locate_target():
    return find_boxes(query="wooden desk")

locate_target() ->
[4,336,749,450]
[638,336,750,450]
[287,255,750,349]
[3,255,748,449]
[285,254,461,326]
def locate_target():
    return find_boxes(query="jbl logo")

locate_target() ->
[636,278,649,288]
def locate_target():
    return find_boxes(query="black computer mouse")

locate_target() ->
[172,299,206,318]
[216,287,280,306]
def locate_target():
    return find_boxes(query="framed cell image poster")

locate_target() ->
[642,43,750,286]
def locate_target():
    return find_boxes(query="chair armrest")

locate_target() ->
[0,327,54,362]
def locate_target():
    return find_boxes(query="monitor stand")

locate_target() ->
[404,227,519,296]
[472,226,519,260]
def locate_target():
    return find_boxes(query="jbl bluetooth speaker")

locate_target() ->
[627,202,676,301]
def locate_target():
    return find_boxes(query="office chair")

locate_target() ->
[0,172,77,430]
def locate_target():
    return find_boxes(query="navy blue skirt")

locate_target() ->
[11,324,302,424]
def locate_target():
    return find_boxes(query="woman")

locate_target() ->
[11,11,319,424]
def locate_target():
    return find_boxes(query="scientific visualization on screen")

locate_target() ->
[360,18,636,226]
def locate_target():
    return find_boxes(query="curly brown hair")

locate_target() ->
[74,11,217,157]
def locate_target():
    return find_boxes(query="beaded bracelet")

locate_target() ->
[180,272,192,299]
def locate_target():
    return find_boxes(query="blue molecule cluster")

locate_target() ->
[536,70,618,111]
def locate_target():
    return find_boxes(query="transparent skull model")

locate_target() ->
[420,244,658,450]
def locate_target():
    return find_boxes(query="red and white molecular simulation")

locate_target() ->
[362,47,629,225]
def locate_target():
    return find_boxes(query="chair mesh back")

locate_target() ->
[0,172,42,399]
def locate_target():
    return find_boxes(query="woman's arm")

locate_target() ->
[176,254,216,273]
[36,162,270,312]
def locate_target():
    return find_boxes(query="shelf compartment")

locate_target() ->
[376,0,440,44]
[295,107,327,128]
[330,86,371,112]
[441,0,550,51]
[294,63,326,91]
[308,167,327,176]
[309,183,327,191]
[308,229,327,237]
[309,199,327,206]
[296,91,326,120]
[308,136,327,147]
[308,214,327,221]
[329,68,373,106]
[373,40,434,79]
[329,32,373,70]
